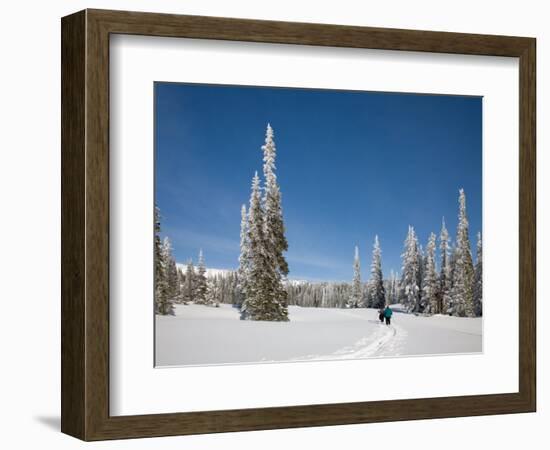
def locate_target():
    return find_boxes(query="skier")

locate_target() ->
[378,307,385,324]
[383,305,393,326]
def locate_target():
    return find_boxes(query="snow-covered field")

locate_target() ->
[155,304,482,367]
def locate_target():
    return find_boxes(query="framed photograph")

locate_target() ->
[61,9,536,440]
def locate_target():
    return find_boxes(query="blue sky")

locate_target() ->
[155,82,482,282]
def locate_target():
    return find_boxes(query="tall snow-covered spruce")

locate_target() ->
[439,218,452,314]
[368,236,386,309]
[262,124,289,277]
[162,237,181,304]
[349,246,362,308]
[183,260,196,304]
[205,278,221,307]
[241,125,294,321]
[474,231,483,316]
[451,189,476,317]
[385,269,398,306]
[399,226,421,312]
[240,172,263,319]
[422,232,439,313]
[194,249,208,304]
[417,244,425,307]
[236,204,250,308]
[239,124,289,321]
[154,206,174,315]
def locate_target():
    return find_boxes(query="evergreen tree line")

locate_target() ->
[339,188,482,317]
[155,205,218,313]
[156,187,482,317]
[193,188,482,318]
[154,239,223,312]
[154,206,176,315]
[157,225,480,319]
[396,189,482,317]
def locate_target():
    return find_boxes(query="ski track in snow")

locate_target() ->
[292,322,406,361]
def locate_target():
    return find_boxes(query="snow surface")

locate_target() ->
[155,304,482,367]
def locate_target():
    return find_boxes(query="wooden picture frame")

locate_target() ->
[61,9,536,441]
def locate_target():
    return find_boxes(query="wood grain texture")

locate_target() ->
[61,10,86,439]
[61,9,536,441]
[518,38,536,410]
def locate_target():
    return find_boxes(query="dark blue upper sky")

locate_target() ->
[155,82,482,282]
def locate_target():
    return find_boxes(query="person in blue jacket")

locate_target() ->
[383,305,393,325]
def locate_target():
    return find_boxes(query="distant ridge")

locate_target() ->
[176,264,235,278]
[175,264,331,285]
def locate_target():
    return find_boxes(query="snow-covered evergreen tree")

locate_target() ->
[399,226,421,312]
[384,270,397,306]
[260,124,289,319]
[474,231,483,316]
[451,189,476,317]
[349,246,362,308]
[389,270,399,305]
[193,249,208,304]
[183,260,195,304]
[162,237,180,304]
[236,204,250,307]
[450,245,458,283]
[205,278,220,307]
[422,232,439,314]
[154,206,173,315]
[417,244,425,310]
[446,244,458,313]
[177,267,186,304]
[262,124,289,277]
[240,173,262,318]
[154,206,166,311]
[368,236,386,309]
[239,125,290,322]
[242,171,288,321]
[439,218,452,314]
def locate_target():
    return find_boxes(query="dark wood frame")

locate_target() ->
[61,8,536,441]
